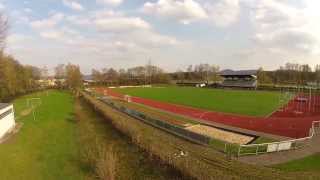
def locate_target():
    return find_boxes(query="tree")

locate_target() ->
[0,53,40,101]
[257,67,272,84]
[91,69,104,84]
[54,64,66,79]
[176,69,185,82]
[40,66,49,80]
[315,65,320,85]
[101,68,119,85]
[210,65,221,82]
[65,63,82,90]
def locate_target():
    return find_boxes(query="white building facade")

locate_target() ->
[0,103,15,139]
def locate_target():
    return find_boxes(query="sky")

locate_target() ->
[0,0,320,74]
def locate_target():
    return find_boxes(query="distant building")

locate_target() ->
[36,77,66,87]
[83,75,96,86]
[219,69,258,89]
[0,103,15,139]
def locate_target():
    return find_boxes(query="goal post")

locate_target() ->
[26,98,42,121]
[26,98,42,108]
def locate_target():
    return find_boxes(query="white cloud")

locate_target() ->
[66,15,90,25]
[40,31,63,40]
[29,9,177,57]
[205,0,240,27]
[91,10,179,47]
[95,17,151,32]
[96,0,123,6]
[0,2,5,10]
[142,0,207,25]
[62,0,85,11]
[7,34,32,44]
[38,26,84,45]
[250,0,320,55]
[30,13,64,29]
[24,8,32,13]
[142,0,240,27]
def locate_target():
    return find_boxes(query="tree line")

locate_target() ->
[258,63,320,85]
[89,62,170,86]
[0,52,42,101]
[173,64,221,83]
[0,14,41,101]
[53,63,82,89]
[171,63,320,86]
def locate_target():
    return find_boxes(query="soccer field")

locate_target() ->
[115,86,284,117]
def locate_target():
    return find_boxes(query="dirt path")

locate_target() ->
[238,132,320,166]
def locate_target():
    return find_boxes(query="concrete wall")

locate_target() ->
[0,105,15,139]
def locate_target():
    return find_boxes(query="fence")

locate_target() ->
[98,96,212,146]
[237,121,320,156]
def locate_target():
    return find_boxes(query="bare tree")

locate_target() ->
[54,64,66,79]
[40,66,49,80]
[91,69,103,83]
[66,63,82,89]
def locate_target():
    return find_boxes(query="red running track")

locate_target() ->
[270,93,320,118]
[95,88,320,138]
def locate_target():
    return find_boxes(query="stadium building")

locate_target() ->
[0,103,15,139]
[220,70,258,89]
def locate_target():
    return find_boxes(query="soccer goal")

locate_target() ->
[26,98,42,121]
[26,98,42,108]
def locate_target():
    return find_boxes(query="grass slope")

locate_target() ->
[274,153,320,172]
[115,87,282,117]
[75,98,188,179]
[0,91,85,180]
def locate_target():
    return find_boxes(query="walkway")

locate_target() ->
[238,132,320,165]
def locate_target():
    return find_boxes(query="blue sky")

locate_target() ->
[1,0,320,74]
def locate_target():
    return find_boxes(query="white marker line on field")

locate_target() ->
[197,111,212,119]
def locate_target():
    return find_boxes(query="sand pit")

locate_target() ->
[186,124,255,145]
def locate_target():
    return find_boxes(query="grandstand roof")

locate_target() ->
[219,69,258,77]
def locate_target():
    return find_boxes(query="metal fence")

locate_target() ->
[97,96,213,146]
[238,121,320,156]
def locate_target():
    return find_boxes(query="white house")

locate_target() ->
[0,103,15,139]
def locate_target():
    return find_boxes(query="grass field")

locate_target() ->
[0,91,85,180]
[0,90,188,180]
[115,86,283,117]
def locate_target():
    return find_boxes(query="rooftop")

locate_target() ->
[220,69,258,76]
[0,103,10,110]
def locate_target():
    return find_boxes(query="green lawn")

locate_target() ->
[0,91,86,180]
[274,153,320,172]
[115,86,283,117]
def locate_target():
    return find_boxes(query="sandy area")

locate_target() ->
[186,124,254,145]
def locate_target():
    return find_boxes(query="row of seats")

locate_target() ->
[221,80,257,88]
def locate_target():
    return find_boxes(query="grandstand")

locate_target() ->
[220,70,258,89]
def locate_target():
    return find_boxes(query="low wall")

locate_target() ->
[0,105,15,139]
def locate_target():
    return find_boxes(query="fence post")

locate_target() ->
[224,143,227,153]
[256,146,259,155]
[237,146,241,157]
